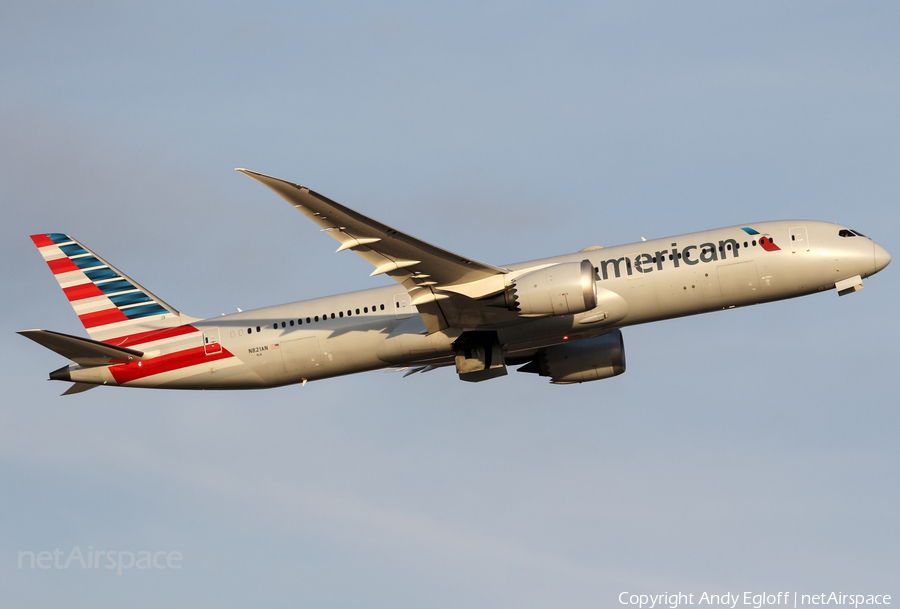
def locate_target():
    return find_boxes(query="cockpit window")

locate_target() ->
[839,229,868,238]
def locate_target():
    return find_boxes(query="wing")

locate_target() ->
[238,169,516,333]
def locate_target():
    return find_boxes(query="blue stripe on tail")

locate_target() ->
[123,303,168,319]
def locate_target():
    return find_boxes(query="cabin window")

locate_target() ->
[356,308,360,315]
[256,326,261,332]
[248,327,252,334]
[306,317,311,323]
[752,240,757,246]
[364,307,368,313]
[281,322,286,328]
[289,320,294,326]
[331,313,335,319]
[380,304,385,310]
[314,316,319,322]
[339,311,344,317]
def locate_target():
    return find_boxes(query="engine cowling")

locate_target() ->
[519,330,626,384]
[504,260,598,317]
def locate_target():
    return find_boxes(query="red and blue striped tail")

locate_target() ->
[30,233,186,343]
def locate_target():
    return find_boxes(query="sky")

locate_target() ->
[1,1,898,607]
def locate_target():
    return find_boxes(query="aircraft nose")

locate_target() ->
[874,242,891,273]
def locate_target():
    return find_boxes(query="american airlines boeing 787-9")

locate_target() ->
[20,169,891,394]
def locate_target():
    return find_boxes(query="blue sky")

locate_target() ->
[1,2,898,607]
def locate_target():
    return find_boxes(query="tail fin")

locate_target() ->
[29,233,189,343]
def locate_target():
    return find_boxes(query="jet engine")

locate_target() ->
[495,260,598,317]
[518,330,626,384]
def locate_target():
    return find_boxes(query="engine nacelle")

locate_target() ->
[519,330,626,384]
[504,260,598,317]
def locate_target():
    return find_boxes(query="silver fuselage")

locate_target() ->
[64,220,889,389]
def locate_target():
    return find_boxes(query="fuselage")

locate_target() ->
[61,219,889,390]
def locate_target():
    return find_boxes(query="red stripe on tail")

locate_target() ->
[79,308,129,328]
[47,257,80,274]
[30,234,55,248]
[109,346,233,384]
[64,283,105,301]
[103,325,199,348]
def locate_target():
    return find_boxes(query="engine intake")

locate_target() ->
[518,330,626,384]
[501,260,598,317]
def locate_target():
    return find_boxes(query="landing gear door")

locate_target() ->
[790,226,809,252]
[203,328,222,355]
[394,293,412,319]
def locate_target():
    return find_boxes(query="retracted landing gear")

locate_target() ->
[453,331,507,383]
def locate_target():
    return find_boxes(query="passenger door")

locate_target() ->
[202,328,222,355]
[394,293,412,319]
[789,226,809,252]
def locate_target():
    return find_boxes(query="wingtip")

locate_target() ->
[235,168,271,180]
[236,169,306,190]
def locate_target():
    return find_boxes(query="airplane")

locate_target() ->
[19,169,891,395]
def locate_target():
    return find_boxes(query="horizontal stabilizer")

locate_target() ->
[61,382,99,396]
[18,329,145,366]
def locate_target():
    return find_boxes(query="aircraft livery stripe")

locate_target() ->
[72,255,103,270]
[59,243,89,257]
[63,283,106,301]
[109,346,234,384]
[97,279,135,294]
[48,257,80,274]
[103,324,199,348]
[84,268,118,282]
[79,308,130,328]
[109,292,153,307]
[123,303,169,319]
[30,234,55,248]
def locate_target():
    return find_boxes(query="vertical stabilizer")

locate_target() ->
[29,234,188,343]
